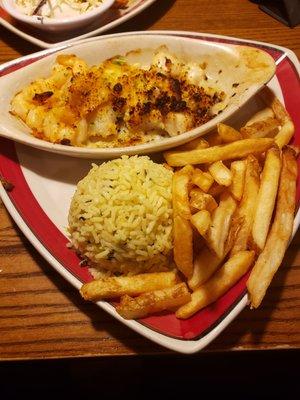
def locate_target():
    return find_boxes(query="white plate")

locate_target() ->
[0,0,157,48]
[2,0,115,32]
[0,33,275,159]
[0,31,299,354]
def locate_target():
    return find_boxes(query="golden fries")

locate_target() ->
[260,89,294,148]
[176,137,210,151]
[191,210,211,236]
[173,215,194,278]
[192,168,214,192]
[172,168,193,219]
[269,96,290,124]
[252,146,281,250]
[116,283,191,319]
[229,160,247,201]
[176,251,255,319]
[204,131,223,146]
[79,94,297,322]
[208,161,232,186]
[275,120,295,149]
[189,189,218,213]
[241,117,280,139]
[245,107,274,126]
[172,168,194,278]
[247,147,297,308]
[206,192,237,258]
[80,270,178,301]
[230,155,260,255]
[217,123,242,143]
[188,246,223,290]
[164,138,274,166]
[208,182,226,197]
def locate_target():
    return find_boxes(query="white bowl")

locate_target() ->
[1,0,115,31]
[0,33,276,159]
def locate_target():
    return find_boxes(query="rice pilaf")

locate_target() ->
[68,155,174,276]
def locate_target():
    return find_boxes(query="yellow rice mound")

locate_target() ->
[68,155,174,276]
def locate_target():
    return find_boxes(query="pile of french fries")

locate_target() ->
[79,89,298,321]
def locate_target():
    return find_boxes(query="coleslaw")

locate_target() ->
[15,0,104,18]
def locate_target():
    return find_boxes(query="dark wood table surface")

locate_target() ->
[0,0,300,360]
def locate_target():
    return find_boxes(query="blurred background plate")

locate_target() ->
[0,0,157,48]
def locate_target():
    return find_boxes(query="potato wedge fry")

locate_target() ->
[275,119,295,149]
[176,251,255,319]
[262,92,294,148]
[217,123,242,143]
[206,192,237,258]
[208,161,232,186]
[252,147,282,251]
[230,155,260,255]
[191,210,211,236]
[178,164,194,176]
[269,96,290,124]
[189,189,218,213]
[247,147,297,308]
[116,283,191,319]
[172,167,194,278]
[176,137,210,151]
[240,117,280,139]
[80,270,178,301]
[245,107,274,126]
[188,217,241,290]
[191,168,214,192]
[164,138,274,166]
[174,215,194,278]
[204,131,223,146]
[229,159,247,201]
[207,182,226,197]
[172,170,191,219]
[188,246,222,290]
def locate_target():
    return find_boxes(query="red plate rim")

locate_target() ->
[0,33,299,341]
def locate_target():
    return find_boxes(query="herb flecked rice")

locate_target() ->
[68,155,174,276]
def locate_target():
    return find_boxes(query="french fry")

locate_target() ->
[247,147,297,308]
[206,192,237,258]
[229,159,247,201]
[261,91,294,148]
[172,167,194,278]
[80,270,178,301]
[189,189,218,213]
[275,119,295,149]
[208,161,232,186]
[217,123,242,143]
[252,146,282,251]
[245,107,274,126]
[240,117,280,139]
[176,251,255,319]
[188,246,222,290]
[191,168,214,192]
[172,170,191,219]
[116,283,191,319]
[188,217,241,290]
[269,96,290,124]
[204,131,223,146]
[164,138,274,167]
[176,137,210,151]
[230,155,261,255]
[191,210,211,236]
[208,182,226,197]
[174,215,194,278]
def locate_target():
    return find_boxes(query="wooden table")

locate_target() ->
[0,0,300,360]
